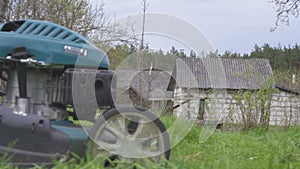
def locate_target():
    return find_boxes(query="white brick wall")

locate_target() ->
[270,91,300,126]
[173,87,300,126]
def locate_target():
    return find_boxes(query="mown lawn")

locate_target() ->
[2,117,300,169]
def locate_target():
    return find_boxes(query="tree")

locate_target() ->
[190,50,197,58]
[234,77,276,130]
[1,0,135,47]
[1,0,106,36]
[270,0,300,30]
[107,44,136,70]
[169,46,179,56]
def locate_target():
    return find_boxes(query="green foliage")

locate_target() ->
[0,142,17,169]
[222,44,300,73]
[168,46,188,58]
[107,45,181,70]
[222,44,300,92]
[247,44,300,72]
[1,0,108,36]
[249,44,300,91]
[234,79,278,130]
[107,44,136,70]
[171,125,300,169]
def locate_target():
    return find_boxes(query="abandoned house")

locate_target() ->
[170,57,300,126]
[115,57,300,126]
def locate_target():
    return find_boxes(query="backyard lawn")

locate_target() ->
[1,117,300,169]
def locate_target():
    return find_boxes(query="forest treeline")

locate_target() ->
[222,44,300,91]
[107,43,300,91]
[223,44,300,73]
[108,44,300,72]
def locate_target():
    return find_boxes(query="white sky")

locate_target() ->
[97,0,300,54]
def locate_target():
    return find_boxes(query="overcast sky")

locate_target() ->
[100,0,300,54]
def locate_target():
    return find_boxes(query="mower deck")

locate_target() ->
[0,106,88,166]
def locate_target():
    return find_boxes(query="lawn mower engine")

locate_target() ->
[1,58,113,121]
[0,20,170,167]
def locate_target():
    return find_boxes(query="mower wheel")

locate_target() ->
[89,106,171,167]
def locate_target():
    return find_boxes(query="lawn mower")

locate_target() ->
[0,20,170,167]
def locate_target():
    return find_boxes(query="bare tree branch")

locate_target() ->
[1,0,137,47]
[270,0,300,31]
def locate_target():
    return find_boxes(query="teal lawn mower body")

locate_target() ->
[0,20,170,167]
[0,20,110,167]
[0,20,109,68]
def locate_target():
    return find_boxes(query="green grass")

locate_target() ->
[169,124,300,169]
[2,117,300,169]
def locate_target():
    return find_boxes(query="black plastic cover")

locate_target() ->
[64,69,114,107]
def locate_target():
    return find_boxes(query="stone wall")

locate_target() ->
[173,87,300,126]
[173,88,229,122]
[270,90,300,126]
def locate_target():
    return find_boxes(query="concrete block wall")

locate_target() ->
[173,87,300,126]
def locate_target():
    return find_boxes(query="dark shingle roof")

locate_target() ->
[174,57,274,90]
[275,84,300,94]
